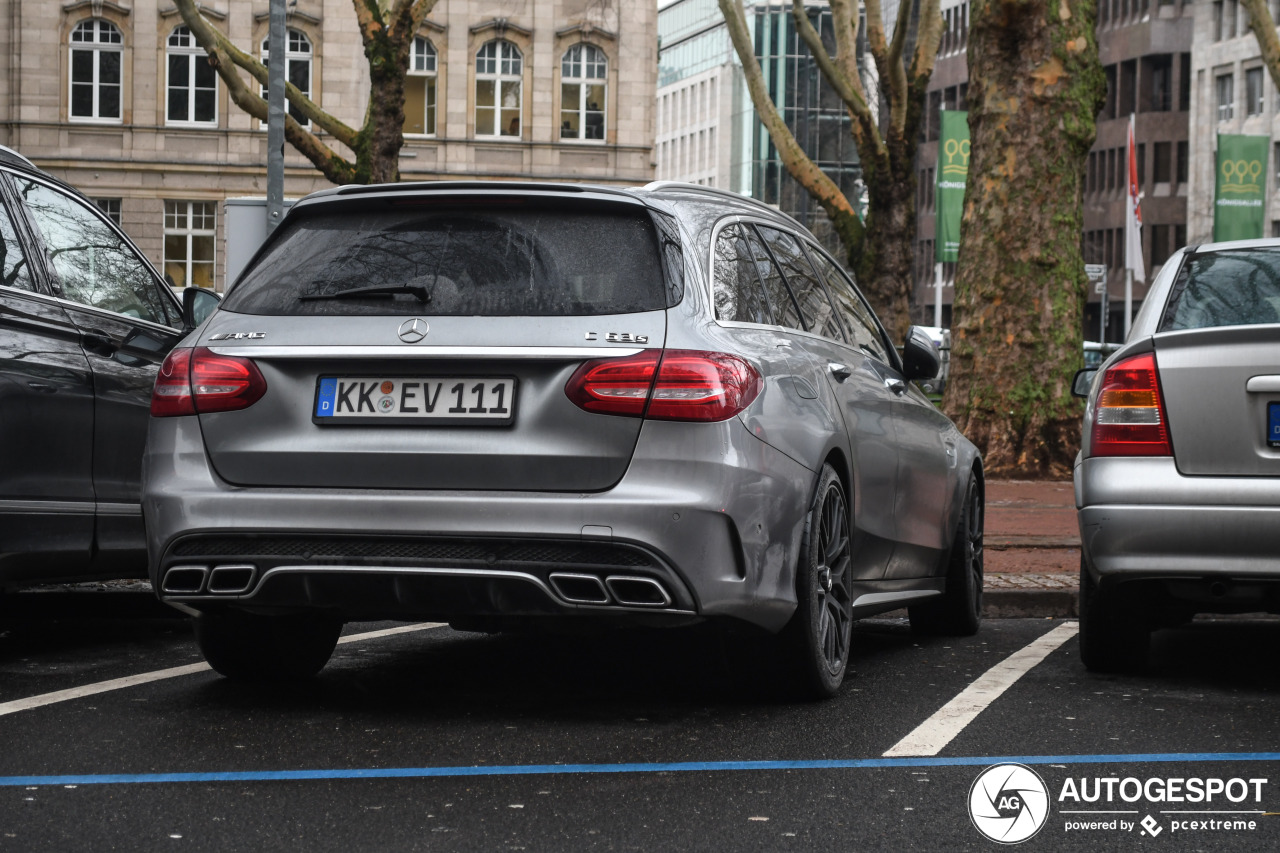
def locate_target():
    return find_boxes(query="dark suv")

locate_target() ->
[0,147,208,586]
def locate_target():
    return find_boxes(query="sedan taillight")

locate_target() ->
[1090,352,1172,457]
[151,347,267,417]
[566,349,762,422]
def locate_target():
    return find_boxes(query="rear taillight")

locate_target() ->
[150,347,267,417]
[1089,352,1172,457]
[566,349,762,422]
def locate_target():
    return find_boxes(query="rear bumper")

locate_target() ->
[143,416,814,631]
[1076,456,1280,587]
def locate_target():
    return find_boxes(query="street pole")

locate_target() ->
[1124,268,1133,340]
[266,0,285,233]
[934,262,943,328]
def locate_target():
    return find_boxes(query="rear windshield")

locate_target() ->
[222,203,675,316]
[1161,248,1280,331]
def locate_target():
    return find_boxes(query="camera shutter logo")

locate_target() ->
[969,764,1050,844]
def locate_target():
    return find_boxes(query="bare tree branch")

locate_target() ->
[789,0,870,120]
[1243,0,1280,95]
[718,0,860,234]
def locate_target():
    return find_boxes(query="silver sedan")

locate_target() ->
[1075,237,1280,671]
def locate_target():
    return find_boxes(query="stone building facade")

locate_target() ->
[0,0,656,290]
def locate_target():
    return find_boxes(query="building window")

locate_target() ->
[1176,140,1188,184]
[93,197,122,226]
[167,26,217,125]
[404,37,437,136]
[69,19,122,121]
[260,29,313,127]
[163,201,216,288]
[1153,141,1171,184]
[1217,73,1234,122]
[475,40,522,137]
[560,44,606,141]
[1246,67,1265,116]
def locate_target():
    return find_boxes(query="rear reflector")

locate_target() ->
[1090,352,1172,457]
[151,347,267,417]
[566,349,762,422]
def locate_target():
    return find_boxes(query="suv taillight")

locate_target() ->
[565,349,762,422]
[151,347,267,417]
[1089,352,1172,457]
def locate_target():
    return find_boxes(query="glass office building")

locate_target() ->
[657,1,869,257]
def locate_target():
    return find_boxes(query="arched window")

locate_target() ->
[560,44,606,141]
[475,40,521,137]
[404,37,437,136]
[260,29,312,127]
[167,26,217,125]
[69,19,123,121]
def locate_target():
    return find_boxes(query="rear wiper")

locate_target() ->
[299,284,431,303]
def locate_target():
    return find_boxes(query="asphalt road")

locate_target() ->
[1,603,1278,851]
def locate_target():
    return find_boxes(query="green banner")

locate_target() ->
[1214,134,1268,242]
[935,110,969,263]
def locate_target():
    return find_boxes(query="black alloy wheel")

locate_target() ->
[785,464,854,699]
[910,473,984,636]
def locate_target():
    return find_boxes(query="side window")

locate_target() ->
[14,179,172,326]
[741,224,803,330]
[0,194,35,291]
[757,226,845,341]
[810,248,892,363]
[711,223,771,324]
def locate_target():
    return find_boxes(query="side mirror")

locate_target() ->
[1071,368,1097,399]
[901,325,940,382]
[182,286,221,331]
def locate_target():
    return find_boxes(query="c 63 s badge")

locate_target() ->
[584,332,649,343]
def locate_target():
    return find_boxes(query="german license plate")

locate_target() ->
[1269,402,1280,447]
[313,376,516,425]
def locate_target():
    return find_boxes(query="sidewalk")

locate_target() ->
[984,479,1079,619]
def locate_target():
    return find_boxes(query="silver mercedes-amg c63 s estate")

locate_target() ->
[142,181,983,697]
[1075,237,1280,672]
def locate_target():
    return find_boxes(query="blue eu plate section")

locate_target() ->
[315,377,338,418]
[1270,402,1280,448]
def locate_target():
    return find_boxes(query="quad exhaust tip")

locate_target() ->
[549,573,611,605]
[160,565,208,594]
[161,564,257,595]
[207,564,257,595]
[605,576,672,608]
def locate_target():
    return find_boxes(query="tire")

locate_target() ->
[782,464,854,700]
[1078,555,1148,672]
[909,474,984,636]
[195,610,342,682]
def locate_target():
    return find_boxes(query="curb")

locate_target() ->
[984,588,1078,620]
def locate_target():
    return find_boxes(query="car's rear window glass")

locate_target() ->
[1162,249,1280,331]
[223,203,675,316]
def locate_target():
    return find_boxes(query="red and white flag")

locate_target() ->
[1125,113,1145,283]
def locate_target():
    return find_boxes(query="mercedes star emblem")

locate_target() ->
[397,318,429,343]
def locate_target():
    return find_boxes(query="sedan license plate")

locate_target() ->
[1270,402,1280,448]
[313,376,516,425]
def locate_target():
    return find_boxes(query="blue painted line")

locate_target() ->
[3,753,1280,787]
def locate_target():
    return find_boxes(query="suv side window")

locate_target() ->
[808,246,893,363]
[14,179,173,326]
[711,222,772,324]
[758,226,845,341]
[741,224,804,330]
[0,193,35,292]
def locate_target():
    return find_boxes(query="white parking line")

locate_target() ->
[883,622,1079,757]
[0,622,444,719]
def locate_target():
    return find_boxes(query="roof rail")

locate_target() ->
[0,145,36,170]
[331,180,639,200]
[641,181,807,229]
